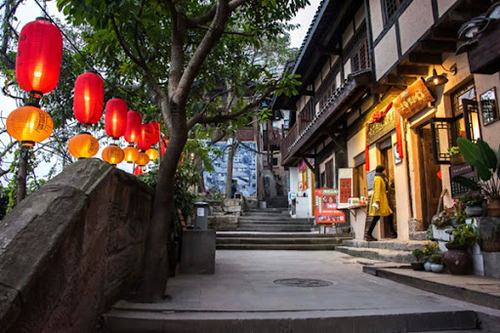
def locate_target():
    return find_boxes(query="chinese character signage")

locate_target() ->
[393,78,434,119]
[338,168,354,208]
[314,189,345,224]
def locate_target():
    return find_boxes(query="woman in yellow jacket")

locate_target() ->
[366,165,397,241]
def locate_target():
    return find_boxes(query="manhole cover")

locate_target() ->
[274,278,333,288]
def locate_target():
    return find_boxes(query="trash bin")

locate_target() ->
[194,202,210,230]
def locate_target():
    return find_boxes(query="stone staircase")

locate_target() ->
[238,207,314,232]
[335,239,427,263]
[216,232,352,250]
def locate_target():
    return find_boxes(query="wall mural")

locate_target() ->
[204,141,257,197]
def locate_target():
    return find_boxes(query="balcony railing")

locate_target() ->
[280,121,299,162]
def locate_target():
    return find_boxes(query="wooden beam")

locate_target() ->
[408,52,443,65]
[386,74,415,86]
[303,89,314,96]
[397,65,429,76]
[420,40,456,53]
[429,29,458,41]
[302,158,315,172]
[327,132,347,153]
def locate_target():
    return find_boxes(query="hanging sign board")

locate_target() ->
[393,78,435,119]
[314,189,346,224]
[367,170,376,191]
[338,168,353,208]
[367,104,396,145]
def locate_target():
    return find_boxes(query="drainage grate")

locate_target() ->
[274,278,333,288]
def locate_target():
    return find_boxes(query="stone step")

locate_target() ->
[238,216,310,222]
[216,237,346,245]
[216,232,351,238]
[216,244,337,250]
[342,239,427,252]
[243,211,288,216]
[238,221,314,226]
[237,226,315,232]
[335,246,414,263]
[103,309,478,333]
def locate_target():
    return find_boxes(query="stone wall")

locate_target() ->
[0,159,154,332]
[206,199,242,231]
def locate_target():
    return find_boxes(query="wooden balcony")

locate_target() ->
[280,70,372,166]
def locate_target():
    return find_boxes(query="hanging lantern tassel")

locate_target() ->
[6,105,53,147]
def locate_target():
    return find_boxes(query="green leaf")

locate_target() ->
[477,139,497,169]
[457,137,492,181]
[452,176,480,191]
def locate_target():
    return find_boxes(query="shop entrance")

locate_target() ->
[379,138,397,238]
[418,123,442,229]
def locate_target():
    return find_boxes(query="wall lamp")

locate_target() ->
[426,64,458,87]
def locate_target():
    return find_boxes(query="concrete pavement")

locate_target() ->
[104,250,500,332]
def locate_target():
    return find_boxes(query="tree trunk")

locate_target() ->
[16,146,28,204]
[225,137,235,198]
[137,132,187,302]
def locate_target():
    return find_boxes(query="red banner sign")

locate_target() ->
[314,189,345,224]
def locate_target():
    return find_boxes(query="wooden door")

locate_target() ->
[419,124,443,229]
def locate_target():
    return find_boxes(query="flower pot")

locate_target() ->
[411,262,425,271]
[431,263,444,273]
[465,205,483,217]
[450,154,465,165]
[423,261,432,272]
[487,199,500,217]
[443,244,472,275]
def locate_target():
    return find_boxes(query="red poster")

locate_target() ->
[339,178,352,204]
[314,189,345,224]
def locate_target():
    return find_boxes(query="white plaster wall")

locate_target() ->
[342,22,355,48]
[347,128,369,240]
[355,3,365,30]
[398,0,434,55]
[438,0,457,17]
[368,0,384,41]
[374,26,398,80]
[475,72,500,149]
[336,73,342,87]
[344,59,352,78]
[289,167,298,193]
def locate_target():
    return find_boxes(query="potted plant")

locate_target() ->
[429,253,444,273]
[448,146,465,165]
[422,241,440,271]
[481,223,500,252]
[411,248,426,271]
[444,223,479,275]
[454,138,500,217]
[457,192,485,217]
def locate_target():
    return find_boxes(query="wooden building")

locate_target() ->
[274,0,500,239]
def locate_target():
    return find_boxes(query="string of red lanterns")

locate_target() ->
[7,17,165,173]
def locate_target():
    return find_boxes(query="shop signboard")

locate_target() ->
[338,168,353,208]
[367,170,376,191]
[314,189,346,224]
[393,78,434,119]
[367,104,396,145]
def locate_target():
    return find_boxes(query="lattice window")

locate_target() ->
[351,39,369,73]
[384,0,407,22]
[319,84,336,110]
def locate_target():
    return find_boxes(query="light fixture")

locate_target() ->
[6,105,53,146]
[426,64,457,87]
[73,71,104,127]
[68,132,99,159]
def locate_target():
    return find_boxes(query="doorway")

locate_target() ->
[379,139,397,238]
[418,123,443,229]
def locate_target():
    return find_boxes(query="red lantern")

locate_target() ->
[104,98,127,139]
[102,144,125,165]
[150,121,160,145]
[137,123,153,151]
[68,133,99,159]
[136,152,150,166]
[16,18,63,96]
[146,148,159,160]
[6,106,53,146]
[124,110,142,143]
[123,145,139,163]
[73,72,104,126]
